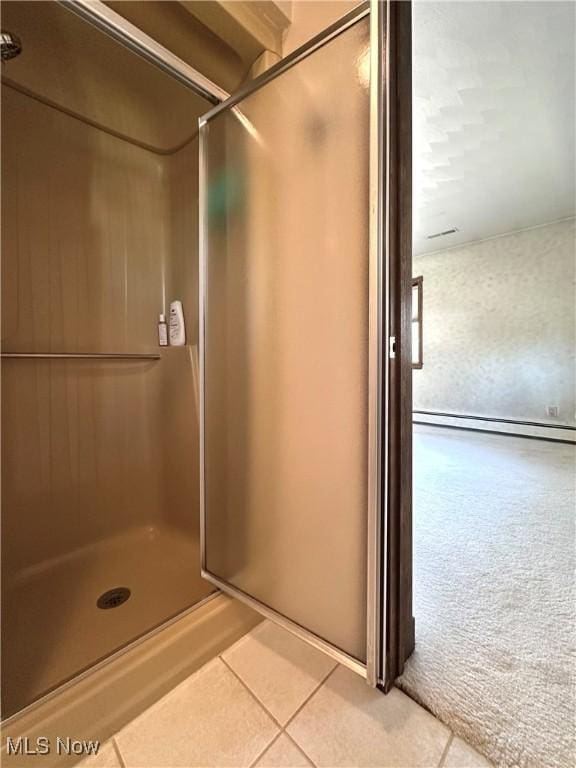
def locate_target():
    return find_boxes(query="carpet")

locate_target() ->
[398,425,576,768]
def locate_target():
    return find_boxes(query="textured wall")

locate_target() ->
[413,218,576,425]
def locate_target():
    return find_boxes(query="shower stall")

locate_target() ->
[0,0,232,719]
[1,0,413,736]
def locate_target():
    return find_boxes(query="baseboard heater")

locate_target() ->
[413,410,576,445]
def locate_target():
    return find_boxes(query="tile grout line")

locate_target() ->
[283,731,316,767]
[271,664,339,768]
[437,732,454,768]
[248,730,284,768]
[219,654,285,731]
[244,658,336,768]
[221,648,337,768]
[111,737,127,768]
[282,663,338,732]
[219,654,284,768]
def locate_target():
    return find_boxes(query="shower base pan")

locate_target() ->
[1,592,259,768]
[2,524,221,716]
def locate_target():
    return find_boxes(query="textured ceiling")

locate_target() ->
[413,1,576,255]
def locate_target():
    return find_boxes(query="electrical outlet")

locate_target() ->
[546,406,559,418]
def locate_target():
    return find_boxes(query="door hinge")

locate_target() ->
[389,336,396,359]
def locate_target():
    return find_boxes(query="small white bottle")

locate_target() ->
[158,313,168,346]
[169,300,186,346]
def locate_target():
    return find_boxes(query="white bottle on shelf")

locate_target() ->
[169,301,186,346]
[158,313,168,346]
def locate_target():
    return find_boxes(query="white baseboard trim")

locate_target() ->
[413,412,576,443]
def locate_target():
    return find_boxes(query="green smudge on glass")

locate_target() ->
[208,168,242,226]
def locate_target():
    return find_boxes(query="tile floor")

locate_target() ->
[79,620,492,768]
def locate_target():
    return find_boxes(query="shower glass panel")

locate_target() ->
[202,16,370,663]
[1,0,214,717]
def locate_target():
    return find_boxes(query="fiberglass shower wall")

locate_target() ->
[0,0,213,716]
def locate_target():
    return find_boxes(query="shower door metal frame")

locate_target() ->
[198,0,412,689]
[60,0,229,103]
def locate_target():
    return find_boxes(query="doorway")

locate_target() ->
[403,3,576,767]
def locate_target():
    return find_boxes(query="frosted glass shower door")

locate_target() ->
[199,4,393,684]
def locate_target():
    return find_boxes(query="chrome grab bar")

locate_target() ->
[1,353,161,360]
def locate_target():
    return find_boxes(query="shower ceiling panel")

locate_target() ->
[0,1,211,151]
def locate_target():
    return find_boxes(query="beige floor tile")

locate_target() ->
[116,657,278,767]
[255,734,313,767]
[287,666,450,767]
[77,741,122,768]
[222,621,336,725]
[443,737,493,767]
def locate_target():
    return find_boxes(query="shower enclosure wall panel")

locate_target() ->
[1,86,167,573]
[0,1,213,154]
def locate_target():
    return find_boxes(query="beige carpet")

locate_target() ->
[398,425,576,768]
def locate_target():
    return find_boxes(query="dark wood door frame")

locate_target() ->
[382,0,414,691]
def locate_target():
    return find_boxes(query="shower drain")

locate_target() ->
[97,587,131,609]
